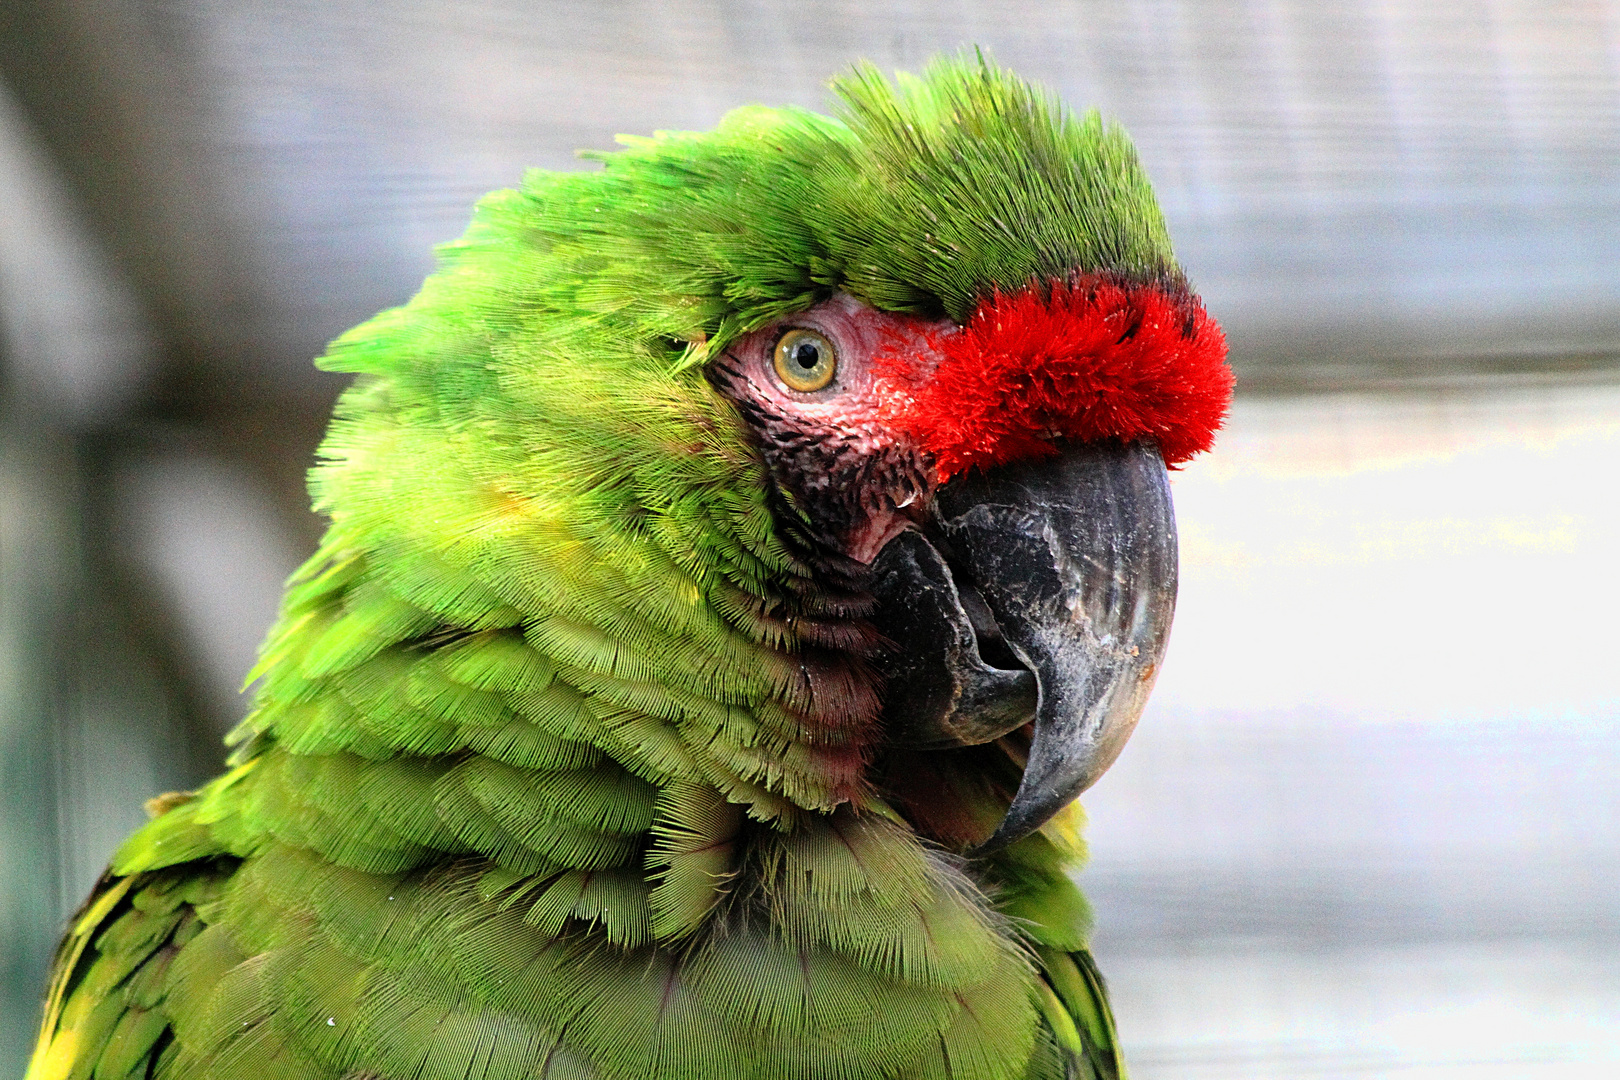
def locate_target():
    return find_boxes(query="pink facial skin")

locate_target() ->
[712,294,959,564]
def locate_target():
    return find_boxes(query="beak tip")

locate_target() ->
[967,799,1055,856]
[967,761,1095,857]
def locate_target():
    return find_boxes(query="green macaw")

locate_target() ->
[27,56,1230,1080]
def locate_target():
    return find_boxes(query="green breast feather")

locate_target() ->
[22,55,1189,1080]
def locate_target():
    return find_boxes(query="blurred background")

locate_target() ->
[1,1,1617,1076]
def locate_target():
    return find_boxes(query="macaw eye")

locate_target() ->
[772,328,838,392]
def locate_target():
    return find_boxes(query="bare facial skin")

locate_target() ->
[709,294,958,564]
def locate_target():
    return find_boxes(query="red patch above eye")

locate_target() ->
[880,276,1233,480]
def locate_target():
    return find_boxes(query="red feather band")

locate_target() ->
[883,276,1233,480]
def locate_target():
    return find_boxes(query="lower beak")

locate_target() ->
[870,440,1178,853]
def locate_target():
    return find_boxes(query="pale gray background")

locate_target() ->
[2,1,1617,1076]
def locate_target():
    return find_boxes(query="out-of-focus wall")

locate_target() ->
[1083,385,1620,1075]
[11,1,1620,400]
[1,1,1617,1075]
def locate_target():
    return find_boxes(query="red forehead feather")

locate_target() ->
[882,277,1233,480]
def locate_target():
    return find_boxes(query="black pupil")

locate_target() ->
[791,342,821,372]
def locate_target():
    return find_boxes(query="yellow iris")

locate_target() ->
[772,328,838,392]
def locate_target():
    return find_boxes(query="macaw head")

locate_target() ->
[310,55,1231,851]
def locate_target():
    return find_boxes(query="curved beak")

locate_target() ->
[870,440,1178,853]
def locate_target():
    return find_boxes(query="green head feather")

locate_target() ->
[463,53,1177,363]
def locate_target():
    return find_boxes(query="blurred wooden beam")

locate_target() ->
[0,0,335,535]
[0,0,258,373]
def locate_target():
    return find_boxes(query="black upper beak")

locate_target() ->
[870,440,1178,853]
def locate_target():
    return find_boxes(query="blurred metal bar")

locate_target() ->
[0,425,73,1070]
[0,418,212,1072]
